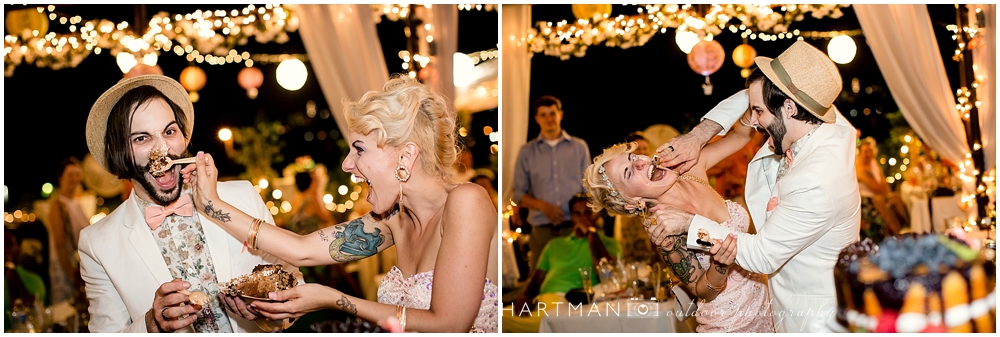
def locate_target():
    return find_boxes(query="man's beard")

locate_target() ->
[764,118,787,155]
[135,151,190,205]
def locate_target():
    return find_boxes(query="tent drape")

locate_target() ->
[501,4,532,208]
[294,4,391,139]
[854,4,970,165]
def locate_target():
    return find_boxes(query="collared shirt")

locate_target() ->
[137,192,233,333]
[777,124,822,181]
[536,233,620,295]
[512,130,591,226]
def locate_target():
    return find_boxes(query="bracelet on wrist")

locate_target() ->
[705,274,726,292]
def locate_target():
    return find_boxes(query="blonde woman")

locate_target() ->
[583,91,772,333]
[183,76,498,332]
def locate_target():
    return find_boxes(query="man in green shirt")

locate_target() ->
[503,193,620,332]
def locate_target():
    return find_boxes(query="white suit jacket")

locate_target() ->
[79,181,303,333]
[691,91,861,332]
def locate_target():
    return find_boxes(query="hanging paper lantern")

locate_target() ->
[5,8,48,37]
[180,66,207,102]
[125,64,163,78]
[237,66,264,99]
[687,40,725,76]
[827,35,857,64]
[732,44,756,69]
[732,43,757,78]
[571,4,612,21]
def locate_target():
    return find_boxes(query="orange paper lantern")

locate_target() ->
[572,4,612,21]
[687,40,725,77]
[237,66,264,99]
[179,66,207,92]
[124,64,163,78]
[732,44,757,69]
[237,66,263,90]
[5,8,48,37]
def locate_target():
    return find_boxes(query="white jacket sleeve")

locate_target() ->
[701,89,750,136]
[733,174,837,274]
[79,232,148,333]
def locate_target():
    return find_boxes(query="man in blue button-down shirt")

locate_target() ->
[512,95,591,273]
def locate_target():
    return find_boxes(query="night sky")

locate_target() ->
[524,4,971,159]
[3,4,498,209]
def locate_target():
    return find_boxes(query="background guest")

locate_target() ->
[503,193,620,333]
[45,157,91,308]
[511,94,591,275]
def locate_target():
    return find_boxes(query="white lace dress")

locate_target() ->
[377,266,498,332]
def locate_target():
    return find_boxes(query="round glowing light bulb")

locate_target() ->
[276,58,307,91]
[827,35,857,64]
[218,128,232,141]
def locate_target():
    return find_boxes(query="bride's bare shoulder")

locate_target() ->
[443,183,495,218]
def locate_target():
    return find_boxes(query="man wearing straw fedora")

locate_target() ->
[648,41,861,332]
[78,75,302,332]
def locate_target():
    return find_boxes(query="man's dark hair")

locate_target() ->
[569,192,590,210]
[532,95,562,116]
[104,86,190,180]
[746,68,823,125]
[295,171,313,193]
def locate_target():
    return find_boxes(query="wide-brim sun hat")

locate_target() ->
[86,75,194,172]
[754,40,842,123]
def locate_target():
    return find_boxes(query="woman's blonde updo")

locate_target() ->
[343,75,460,183]
[583,142,637,216]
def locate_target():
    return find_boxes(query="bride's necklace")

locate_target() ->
[676,173,724,201]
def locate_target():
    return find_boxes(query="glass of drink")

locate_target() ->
[578,267,594,303]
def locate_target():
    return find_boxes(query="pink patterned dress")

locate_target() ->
[694,200,774,333]
[377,266,498,333]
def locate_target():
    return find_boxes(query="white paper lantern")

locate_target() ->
[276,58,307,91]
[827,35,857,64]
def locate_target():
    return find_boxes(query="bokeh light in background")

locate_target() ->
[276,58,307,91]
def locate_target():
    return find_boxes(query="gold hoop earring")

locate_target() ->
[396,165,410,182]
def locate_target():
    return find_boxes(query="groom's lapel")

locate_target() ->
[124,192,173,284]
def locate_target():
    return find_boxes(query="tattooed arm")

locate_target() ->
[656,235,730,302]
[200,197,396,266]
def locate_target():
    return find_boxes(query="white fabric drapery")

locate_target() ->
[418,5,458,110]
[294,4,391,139]
[854,4,970,165]
[971,4,996,170]
[501,4,532,207]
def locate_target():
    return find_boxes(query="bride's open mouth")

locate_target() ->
[647,163,668,181]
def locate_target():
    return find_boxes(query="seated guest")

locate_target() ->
[5,227,47,330]
[502,193,620,333]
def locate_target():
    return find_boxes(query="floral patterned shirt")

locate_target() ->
[138,192,233,333]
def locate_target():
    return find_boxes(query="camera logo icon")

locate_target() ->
[626,300,659,318]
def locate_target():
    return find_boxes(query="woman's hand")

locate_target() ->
[250,283,335,321]
[181,151,222,212]
[708,233,737,267]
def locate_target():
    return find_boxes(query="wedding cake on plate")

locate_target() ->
[834,230,996,333]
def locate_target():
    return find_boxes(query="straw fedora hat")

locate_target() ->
[754,40,842,123]
[85,75,194,172]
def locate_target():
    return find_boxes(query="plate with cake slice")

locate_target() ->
[219,264,297,304]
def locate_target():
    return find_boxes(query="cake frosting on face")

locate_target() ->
[834,233,996,333]
[148,147,171,177]
[220,264,297,299]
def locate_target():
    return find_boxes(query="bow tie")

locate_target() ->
[144,195,194,230]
